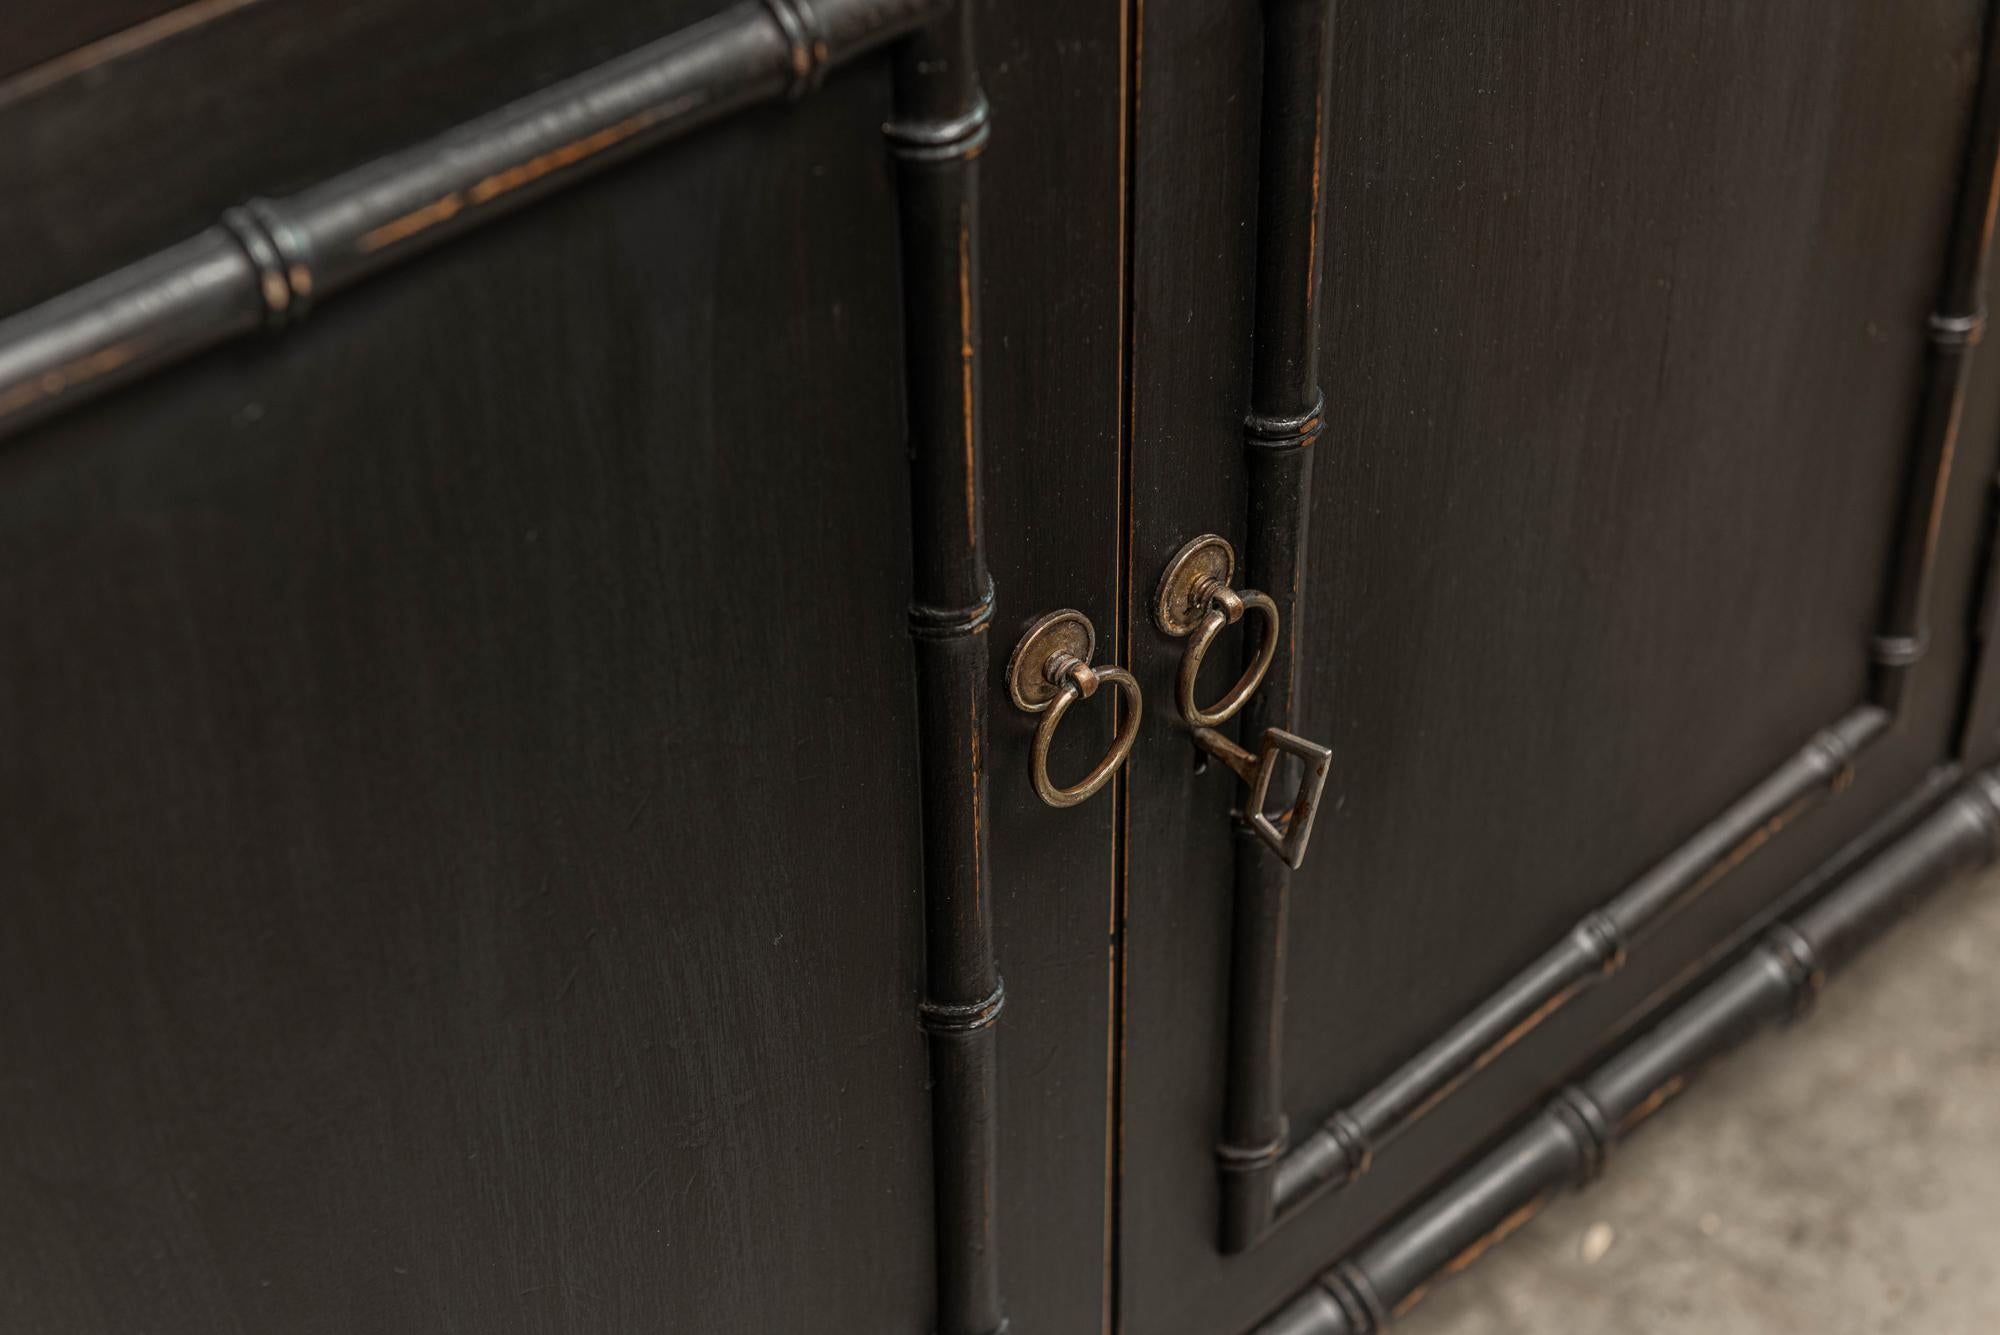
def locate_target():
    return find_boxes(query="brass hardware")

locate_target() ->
[1154,533,1332,868]
[1192,724,1332,869]
[1007,610,1144,809]
[1154,533,1280,728]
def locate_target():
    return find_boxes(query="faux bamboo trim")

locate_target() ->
[889,4,1005,1333]
[1929,309,1988,346]
[884,96,992,160]
[1870,0,2000,713]
[1217,0,1337,1255]
[760,0,832,98]
[1245,392,1327,452]
[1224,0,2000,1254]
[217,201,311,330]
[917,977,1007,1036]
[1253,766,2000,1334]
[0,0,941,442]
[1216,1131,1290,1174]
[1264,705,1889,1231]
[909,577,1000,638]
[5,4,998,1326]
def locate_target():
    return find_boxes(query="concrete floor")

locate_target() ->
[1402,864,2000,1335]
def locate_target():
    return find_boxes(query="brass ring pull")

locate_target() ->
[1031,665,1143,808]
[1154,534,1279,728]
[1008,610,1144,809]
[1179,586,1279,728]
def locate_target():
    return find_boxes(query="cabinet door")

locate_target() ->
[1116,2,2000,1331]
[0,69,942,1335]
[0,3,1128,1332]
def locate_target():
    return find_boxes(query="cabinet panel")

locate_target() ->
[0,72,939,1334]
[1120,2,1994,1330]
[1289,0,1982,1136]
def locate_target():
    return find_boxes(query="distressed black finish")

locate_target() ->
[964,0,1128,1327]
[0,0,940,440]
[0,0,755,317]
[0,57,942,1330]
[0,0,1020,1330]
[888,5,1008,1332]
[1213,0,2000,1264]
[1256,767,2000,1334]
[1874,3,2000,713]
[11,2,2000,1332]
[968,0,1126,1326]
[1124,2,2000,1329]
[1216,0,1337,1256]
[1955,471,2000,763]
[0,0,193,82]
[1270,705,1888,1224]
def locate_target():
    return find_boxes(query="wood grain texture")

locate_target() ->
[1872,2,2000,713]
[1258,765,2000,1334]
[969,0,1127,1329]
[0,0,944,441]
[0,0,215,83]
[1121,2,2000,1330]
[888,9,1006,1331]
[12,1,2000,1330]
[1955,460,2000,762]
[1289,0,1982,1144]
[1272,703,1890,1224]
[0,70,938,1334]
[0,0,733,316]
[1216,0,1337,1254]
[1117,0,1266,1326]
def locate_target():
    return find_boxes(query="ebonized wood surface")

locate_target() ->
[9,2,2000,1332]
[0,0,732,315]
[1115,0,1263,1326]
[1120,2,2000,1330]
[0,58,941,1334]
[2,0,198,81]
[971,0,1128,1329]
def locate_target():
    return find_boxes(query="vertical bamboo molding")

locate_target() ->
[1873,1,2000,715]
[1217,0,1338,1256]
[887,6,1006,1333]
[1254,767,2000,1335]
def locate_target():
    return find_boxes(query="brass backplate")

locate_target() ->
[1154,533,1237,637]
[1007,609,1096,712]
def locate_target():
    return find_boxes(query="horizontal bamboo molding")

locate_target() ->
[1255,765,2000,1335]
[0,0,941,442]
[1266,705,1889,1226]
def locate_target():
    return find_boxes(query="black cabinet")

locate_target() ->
[4,2,2000,1332]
